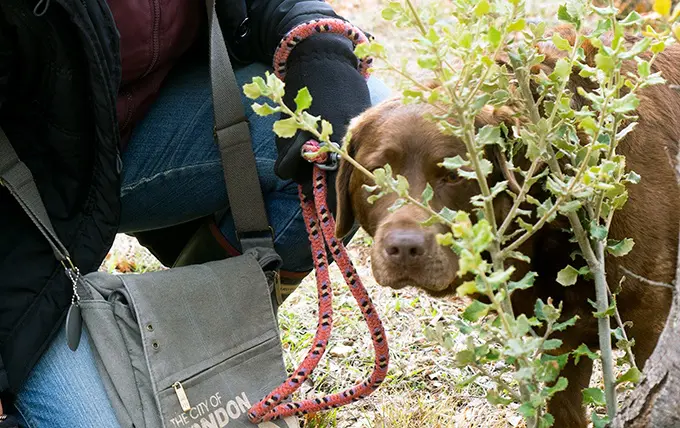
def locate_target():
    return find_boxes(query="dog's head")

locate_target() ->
[334,97,518,296]
[333,24,608,296]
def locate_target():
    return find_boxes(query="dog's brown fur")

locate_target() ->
[335,26,679,427]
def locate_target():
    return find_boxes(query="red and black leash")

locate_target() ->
[247,19,388,423]
[248,159,389,423]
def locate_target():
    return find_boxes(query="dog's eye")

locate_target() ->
[443,171,459,183]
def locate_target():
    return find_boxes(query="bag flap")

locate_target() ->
[114,254,281,390]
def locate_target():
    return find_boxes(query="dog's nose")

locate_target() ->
[383,229,428,264]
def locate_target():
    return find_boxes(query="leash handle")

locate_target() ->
[247,167,389,423]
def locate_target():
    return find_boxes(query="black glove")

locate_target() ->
[275,32,372,215]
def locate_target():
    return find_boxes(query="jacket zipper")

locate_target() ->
[142,0,161,78]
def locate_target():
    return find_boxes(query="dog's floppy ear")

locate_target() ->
[335,115,367,239]
[335,100,399,238]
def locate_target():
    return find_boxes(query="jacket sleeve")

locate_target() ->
[218,0,348,64]
[0,17,11,397]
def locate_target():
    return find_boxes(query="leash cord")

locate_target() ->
[247,166,389,423]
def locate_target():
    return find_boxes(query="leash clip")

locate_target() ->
[316,151,339,171]
[301,141,340,171]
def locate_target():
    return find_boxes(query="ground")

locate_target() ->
[104,0,623,426]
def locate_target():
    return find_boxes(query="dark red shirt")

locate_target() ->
[108,0,204,148]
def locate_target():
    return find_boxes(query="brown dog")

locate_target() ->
[335,26,679,427]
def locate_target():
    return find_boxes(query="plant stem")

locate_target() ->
[497,159,542,238]
[568,211,617,419]
[607,285,638,369]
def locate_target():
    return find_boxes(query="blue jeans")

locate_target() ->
[11,60,390,427]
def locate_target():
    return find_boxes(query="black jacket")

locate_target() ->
[0,0,353,400]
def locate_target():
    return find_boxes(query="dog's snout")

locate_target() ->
[383,229,429,264]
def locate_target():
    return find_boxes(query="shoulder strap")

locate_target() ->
[206,0,274,252]
[0,129,71,264]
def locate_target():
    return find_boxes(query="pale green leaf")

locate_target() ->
[607,238,635,257]
[273,117,299,138]
[557,265,579,286]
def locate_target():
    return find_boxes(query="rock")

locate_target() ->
[330,344,354,358]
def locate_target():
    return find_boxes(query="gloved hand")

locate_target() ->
[275,32,371,215]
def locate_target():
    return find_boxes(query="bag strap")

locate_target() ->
[0,129,73,265]
[206,0,274,252]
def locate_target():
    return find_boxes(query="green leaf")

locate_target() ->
[487,266,516,286]
[300,111,321,131]
[479,159,493,177]
[471,94,491,111]
[436,232,454,247]
[488,27,502,47]
[477,125,502,146]
[591,412,610,428]
[243,80,263,99]
[486,389,513,406]
[388,198,407,213]
[592,298,617,318]
[621,38,651,60]
[508,272,537,292]
[273,117,299,138]
[544,376,569,397]
[456,281,478,297]
[490,181,508,198]
[395,175,410,197]
[557,5,574,23]
[557,265,579,286]
[462,300,490,322]
[617,367,641,385]
[552,58,572,80]
[612,93,640,114]
[266,72,285,99]
[592,5,619,16]
[558,200,582,214]
[439,155,470,171]
[590,222,608,241]
[508,18,526,32]
[421,183,434,205]
[620,11,643,26]
[539,414,555,428]
[607,238,635,257]
[251,102,279,116]
[638,60,651,78]
[595,52,615,74]
[473,0,490,17]
[535,298,560,323]
[417,56,438,70]
[543,338,563,351]
[624,171,641,184]
[552,32,572,51]
[518,402,537,418]
[553,315,579,331]
[320,120,333,142]
[455,349,475,364]
[582,387,606,406]
[516,217,533,233]
[294,87,312,113]
[651,40,667,54]
[353,42,371,59]
[572,343,598,364]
